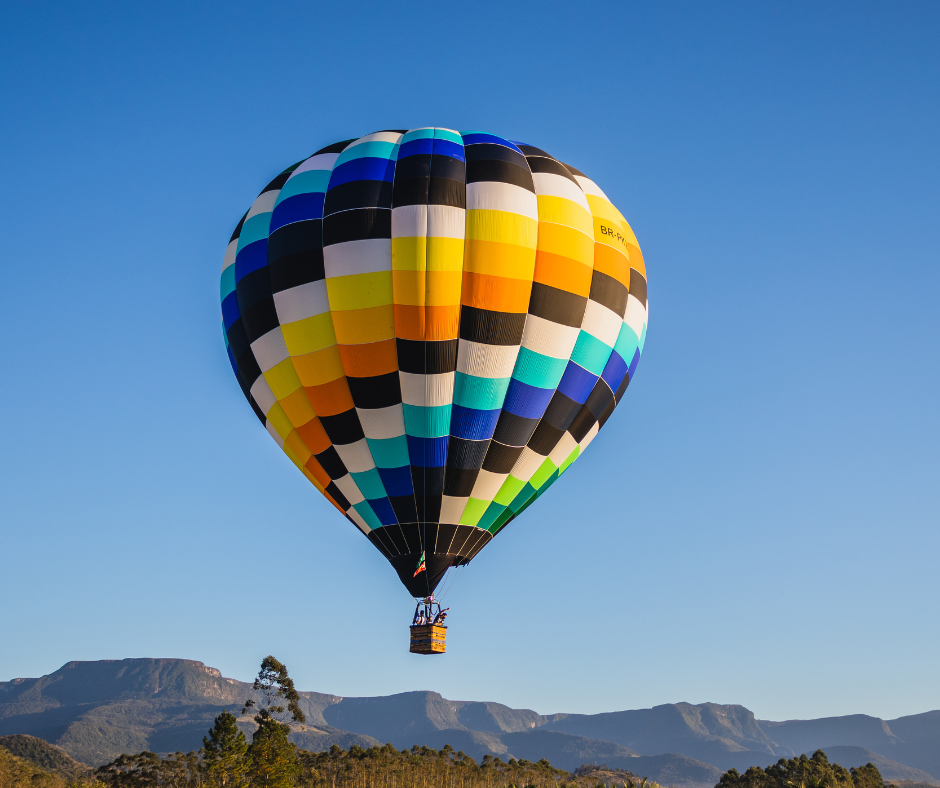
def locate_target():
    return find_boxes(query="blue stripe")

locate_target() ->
[367,497,399,526]
[234,240,267,281]
[450,405,500,441]
[460,133,523,154]
[432,139,465,160]
[399,138,433,158]
[226,346,238,375]
[601,350,628,393]
[378,466,414,497]
[628,347,641,378]
[557,361,598,404]
[502,379,554,419]
[329,157,396,187]
[222,292,241,330]
[269,192,324,232]
[407,436,449,467]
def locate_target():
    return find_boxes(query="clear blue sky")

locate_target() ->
[2,1,938,722]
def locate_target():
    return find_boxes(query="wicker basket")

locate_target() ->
[409,624,447,654]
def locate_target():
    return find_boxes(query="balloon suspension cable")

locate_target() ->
[411,593,450,628]
[436,564,466,602]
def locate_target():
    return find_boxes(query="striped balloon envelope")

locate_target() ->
[220,129,648,598]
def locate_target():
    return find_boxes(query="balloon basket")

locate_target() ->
[410,624,447,654]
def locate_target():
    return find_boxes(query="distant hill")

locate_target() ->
[0,735,91,781]
[0,743,66,788]
[1,658,939,787]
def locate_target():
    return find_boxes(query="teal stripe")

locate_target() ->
[509,482,537,513]
[614,323,639,361]
[513,347,567,389]
[639,321,647,352]
[477,502,507,532]
[351,469,386,500]
[220,265,236,300]
[402,128,435,142]
[335,140,398,164]
[367,436,410,468]
[453,373,511,410]
[570,331,612,376]
[236,213,272,251]
[403,404,452,438]
[352,502,382,530]
[434,128,463,145]
[275,170,331,203]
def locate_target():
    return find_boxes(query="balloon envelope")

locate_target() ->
[220,129,647,597]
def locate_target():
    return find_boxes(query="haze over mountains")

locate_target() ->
[1,659,937,788]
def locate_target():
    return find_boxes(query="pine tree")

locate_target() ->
[201,711,249,788]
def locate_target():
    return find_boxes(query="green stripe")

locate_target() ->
[570,331,612,376]
[488,507,515,535]
[477,502,507,532]
[530,458,558,490]
[559,446,580,474]
[493,474,526,506]
[453,373,511,410]
[509,482,537,513]
[458,497,490,525]
[403,404,452,438]
[513,347,567,388]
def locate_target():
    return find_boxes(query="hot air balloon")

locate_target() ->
[220,129,647,653]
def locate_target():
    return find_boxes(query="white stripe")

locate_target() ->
[222,239,237,272]
[399,372,455,407]
[274,280,330,324]
[624,294,647,339]
[265,420,285,448]
[249,376,277,416]
[347,507,371,534]
[439,495,469,523]
[288,152,339,177]
[345,131,403,147]
[245,189,279,220]
[581,299,623,346]
[470,470,507,501]
[532,172,591,212]
[457,341,519,378]
[467,181,538,221]
[333,474,365,505]
[333,439,376,473]
[427,205,466,239]
[520,315,580,358]
[356,405,406,439]
[579,422,600,450]
[392,204,427,239]
[511,447,546,481]
[574,175,610,201]
[324,239,391,278]
[250,328,290,373]
[549,432,578,467]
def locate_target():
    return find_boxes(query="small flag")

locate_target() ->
[413,551,426,577]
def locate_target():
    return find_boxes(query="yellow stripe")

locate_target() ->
[535,223,594,266]
[466,210,537,248]
[284,430,313,465]
[291,345,345,387]
[326,271,393,311]
[391,236,427,271]
[263,357,303,400]
[426,237,465,272]
[585,194,622,224]
[392,270,462,306]
[331,304,395,344]
[536,195,594,236]
[593,217,633,256]
[266,402,293,440]
[279,386,317,426]
[281,312,336,355]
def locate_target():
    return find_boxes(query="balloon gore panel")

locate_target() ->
[221,130,648,597]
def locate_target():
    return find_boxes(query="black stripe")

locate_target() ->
[262,170,293,193]
[392,177,429,207]
[226,319,251,368]
[268,220,324,292]
[324,482,350,510]
[396,339,458,374]
[528,282,586,328]
[234,346,261,389]
[412,466,445,498]
[367,529,394,559]
[541,390,583,432]
[589,270,629,318]
[249,397,266,425]
[229,211,248,243]
[463,530,493,560]
[314,139,355,155]
[380,524,408,555]
[459,306,526,346]
[446,437,488,469]
[517,144,553,158]
[315,446,347,479]
[562,162,586,177]
[629,268,648,307]
[322,208,391,246]
[323,180,393,214]
[240,297,279,344]
[428,177,466,208]
[347,372,402,409]
[235,266,273,311]
[568,404,597,443]
[319,409,365,445]
[528,419,564,456]
[398,522,421,553]
[395,155,431,179]
[466,159,534,192]
[585,379,614,420]
[430,156,465,181]
[443,467,479,497]
[389,495,418,524]
[597,396,617,429]
[526,155,580,185]
[417,493,443,525]
[434,523,458,552]
[614,371,630,402]
[481,441,524,474]
[465,143,529,170]
[492,411,540,448]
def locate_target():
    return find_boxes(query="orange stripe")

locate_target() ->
[461,271,532,313]
[296,416,331,454]
[338,338,398,377]
[304,455,332,488]
[304,378,354,417]
[394,304,460,341]
[533,250,593,297]
[627,242,646,278]
[592,243,630,288]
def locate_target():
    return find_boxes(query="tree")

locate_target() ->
[242,656,305,788]
[201,711,248,788]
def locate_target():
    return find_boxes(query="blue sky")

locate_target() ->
[1,1,938,722]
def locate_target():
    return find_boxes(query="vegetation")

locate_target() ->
[717,750,888,788]
[0,736,91,782]
[0,745,68,788]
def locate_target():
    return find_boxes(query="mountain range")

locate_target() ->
[1,659,937,788]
